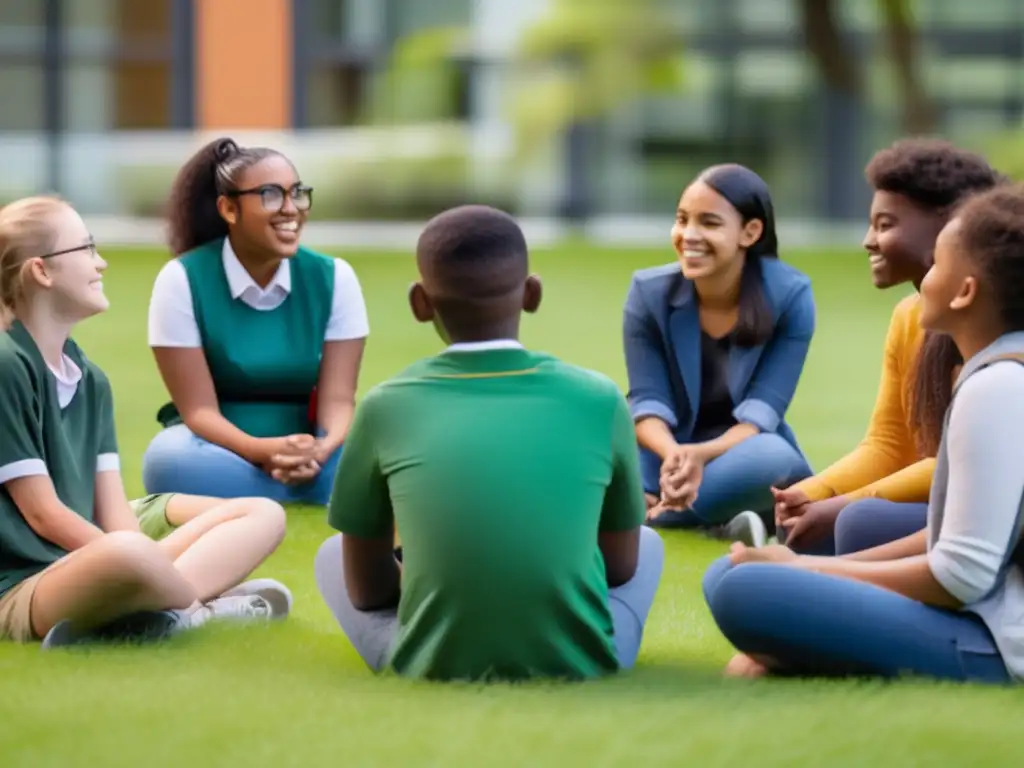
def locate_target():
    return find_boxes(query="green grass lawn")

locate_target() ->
[2,245,1023,767]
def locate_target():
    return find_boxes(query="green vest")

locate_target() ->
[156,239,335,438]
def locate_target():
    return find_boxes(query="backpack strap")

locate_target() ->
[952,352,1024,398]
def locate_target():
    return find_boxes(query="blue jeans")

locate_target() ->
[314,527,666,673]
[641,434,812,526]
[783,498,930,556]
[142,424,341,505]
[701,556,1010,683]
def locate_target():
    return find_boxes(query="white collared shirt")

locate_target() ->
[49,352,83,410]
[445,340,525,353]
[43,354,119,473]
[147,239,370,348]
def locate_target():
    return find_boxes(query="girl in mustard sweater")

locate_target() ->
[775,139,1003,554]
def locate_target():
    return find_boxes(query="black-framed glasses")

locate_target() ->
[228,183,313,213]
[40,239,98,260]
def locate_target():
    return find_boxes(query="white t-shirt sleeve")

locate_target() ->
[148,260,202,348]
[325,258,370,342]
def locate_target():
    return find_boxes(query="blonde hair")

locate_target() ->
[0,195,69,330]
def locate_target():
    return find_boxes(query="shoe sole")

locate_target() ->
[222,578,293,619]
[724,511,768,549]
[41,610,185,650]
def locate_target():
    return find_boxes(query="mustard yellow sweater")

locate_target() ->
[794,294,935,503]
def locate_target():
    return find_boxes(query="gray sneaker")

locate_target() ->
[188,595,273,629]
[220,578,292,619]
[41,610,188,650]
[722,511,768,548]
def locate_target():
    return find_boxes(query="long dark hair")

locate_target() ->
[909,331,961,456]
[165,137,284,256]
[912,183,1024,455]
[699,163,779,347]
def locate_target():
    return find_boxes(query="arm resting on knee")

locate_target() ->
[94,470,142,533]
[6,475,105,551]
[153,347,269,465]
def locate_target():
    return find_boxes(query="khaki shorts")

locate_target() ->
[0,567,52,643]
[0,494,177,643]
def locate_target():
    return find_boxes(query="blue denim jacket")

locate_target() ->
[622,257,815,458]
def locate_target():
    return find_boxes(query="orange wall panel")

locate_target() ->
[195,0,293,129]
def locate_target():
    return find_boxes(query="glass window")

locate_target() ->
[734,0,800,33]
[312,0,385,48]
[0,1,45,57]
[0,65,44,131]
[66,61,170,130]
[64,0,174,130]
[931,0,1017,28]
[390,0,471,38]
[927,56,1017,100]
[305,62,372,127]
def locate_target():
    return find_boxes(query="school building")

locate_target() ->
[4,1,1024,221]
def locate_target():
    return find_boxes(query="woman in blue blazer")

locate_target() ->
[623,163,815,546]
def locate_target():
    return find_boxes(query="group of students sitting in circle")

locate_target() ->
[1,133,1023,685]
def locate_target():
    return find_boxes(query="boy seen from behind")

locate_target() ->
[314,205,664,681]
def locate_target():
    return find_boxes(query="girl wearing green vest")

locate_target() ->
[142,138,368,505]
[0,196,293,647]
[702,183,1024,684]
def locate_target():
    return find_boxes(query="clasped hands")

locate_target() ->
[259,434,328,485]
[646,446,704,521]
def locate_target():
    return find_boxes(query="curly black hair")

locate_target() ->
[956,184,1024,333]
[865,138,1004,457]
[165,137,286,256]
[865,137,1005,212]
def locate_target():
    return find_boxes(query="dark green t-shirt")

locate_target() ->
[327,345,646,681]
[0,321,118,596]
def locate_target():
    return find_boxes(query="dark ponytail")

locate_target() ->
[699,163,778,347]
[165,137,284,256]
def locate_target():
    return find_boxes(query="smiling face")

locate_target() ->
[671,181,763,282]
[919,217,979,334]
[218,154,311,260]
[30,205,109,322]
[863,190,945,289]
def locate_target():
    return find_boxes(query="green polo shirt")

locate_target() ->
[327,343,646,681]
[0,321,118,596]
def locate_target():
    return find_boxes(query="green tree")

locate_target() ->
[800,0,936,134]
[373,0,684,160]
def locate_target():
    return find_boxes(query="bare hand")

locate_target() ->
[728,542,798,565]
[781,496,849,548]
[771,485,810,527]
[258,434,318,479]
[659,446,704,510]
[269,453,322,485]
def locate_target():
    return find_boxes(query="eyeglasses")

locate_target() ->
[40,240,98,260]
[228,183,314,213]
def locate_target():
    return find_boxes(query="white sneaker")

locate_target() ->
[723,511,768,548]
[188,594,273,629]
[220,578,292,619]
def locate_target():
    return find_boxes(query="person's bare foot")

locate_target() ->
[724,653,768,678]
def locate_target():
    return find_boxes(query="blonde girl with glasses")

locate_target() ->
[0,196,292,648]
